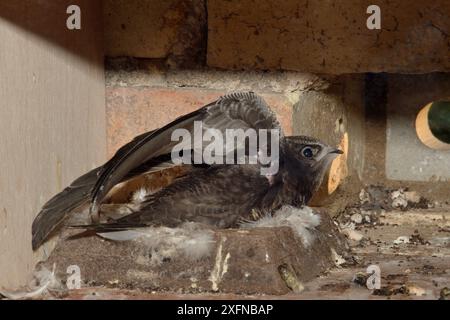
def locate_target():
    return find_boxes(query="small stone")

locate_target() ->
[340,222,355,230]
[406,284,426,296]
[390,189,409,209]
[331,248,346,266]
[394,236,410,245]
[392,197,408,209]
[350,213,363,224]
[352,272,369,286]
[278,264,304,293]
[341,229,364,242]
[359,189,370,204]
[404,191,420,203]
[439,287,450,300]
[390,190,403,199]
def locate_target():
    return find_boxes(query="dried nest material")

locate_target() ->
[360,186,431,211]
[240,206,321,247]
[409,230,430,245]
[0,264,66,300]
[98,222,216,265]
[97,205,321,265]
[337,186,433,232]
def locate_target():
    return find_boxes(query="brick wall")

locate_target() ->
[104,0,450,73]
[207,0,450,73]
[105,65,323,157]
[102,1,449,203]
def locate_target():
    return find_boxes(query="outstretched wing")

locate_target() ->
[32,92,281,250]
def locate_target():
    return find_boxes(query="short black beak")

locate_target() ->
[329,148,344,155]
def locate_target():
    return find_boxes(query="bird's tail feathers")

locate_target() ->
[68,221,147,233]
[31,167,102,250]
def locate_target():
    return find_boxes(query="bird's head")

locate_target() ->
[282,136,343,196]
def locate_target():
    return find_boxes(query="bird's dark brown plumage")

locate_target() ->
[32,92,341,250]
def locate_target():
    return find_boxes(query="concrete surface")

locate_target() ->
[386,74,450,181]
[293,76,365,181]
[360,74,450,205]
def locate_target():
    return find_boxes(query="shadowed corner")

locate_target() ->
[0,0,103,66]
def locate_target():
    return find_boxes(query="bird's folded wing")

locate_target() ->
[90,92,282,214]
[32,92,281,250]
[31,130,172,250]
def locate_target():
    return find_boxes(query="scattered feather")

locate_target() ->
[97,230,146,241]
[240,205,321,247]
[0,264,64,300]
[98,222,215,264]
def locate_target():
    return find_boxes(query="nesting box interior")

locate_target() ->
[0,0,449,300]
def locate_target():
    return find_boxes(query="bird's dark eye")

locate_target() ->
[302,146,314,158]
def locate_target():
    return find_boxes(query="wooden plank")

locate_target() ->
[0,1,105,289]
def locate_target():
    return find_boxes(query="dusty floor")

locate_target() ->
[60,190,449,300]
[42,209,347,296]
[2,187,448,300]
[64,210,449,300]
